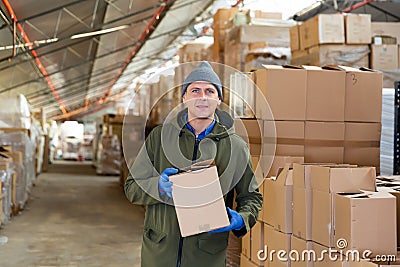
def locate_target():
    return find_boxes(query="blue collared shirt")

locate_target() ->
[185,117,216,140]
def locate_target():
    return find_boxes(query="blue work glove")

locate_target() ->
[210,207,245,233]
[158,167,178,198]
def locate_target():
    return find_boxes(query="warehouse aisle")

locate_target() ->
[0,161,144,267]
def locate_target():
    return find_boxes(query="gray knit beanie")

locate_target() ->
[182,61,223,100]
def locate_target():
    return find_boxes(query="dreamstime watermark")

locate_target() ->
[257,238,397,263]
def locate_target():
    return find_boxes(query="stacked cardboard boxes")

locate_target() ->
[178,42,213,63]
[370,22,400,88]
[213,7,239,63]
[251,64,382,171]
[224,22,293,71]
[291,14,370,68]
[247,163,398,267]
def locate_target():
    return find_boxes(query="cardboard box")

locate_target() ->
[263,164,293,233]
[292,163,354,241]
[290,24,300,51]
[312,242,343,267]
[226,24,291,47]
[253,10,282,19]
[291,45,369,68]
[334,191,397,256]
[344,122,381,171]
[213,7,239,54]
[169,165,229,237]
[341,66,383,123]
[371,22,400,44]
[257,179,265,220]
[264,224,291,267]
[255,65,307,121]
[267,156,304,178]
[310,165,377,247]
[345,14,371,44]
[264,120,305,158]
[377,186,400,251]
[240,254,261,267]
[304,66,346,122]
[251,221,265,266]
[242,232,251,259]
[299,14,345,50]
[370,45,399,70]
[292,164,314,241]
[304,121,345,164]
[291,235,314,267]
[234,118,262,156]
[344,261,387,267]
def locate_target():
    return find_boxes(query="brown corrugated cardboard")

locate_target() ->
[344,261,385,267]
[303,66,346,122]
[370,45,399,70]
[345,14,371,44]
[312,242,343,267]
[264,224,291,267]
[293,164,315,241]
[291,235,314,267]
[377,186,400,251]
[257,179,265,220]
[290,24,300,51]
[334,191,397,256]
[310,165,377,247]
[169,166,230,237]
[242,232,251,260]
[255,65,307,121]
[250,221,265,266]
[263,164,293,233]
[299,14,345,50]
[341,66,383,123]
[253,10,282,19]
[344,122,381,171]
[240,254,261,267]
[311,166,376,194]
[267,156,304,178]
[234,118,263,156]
[371,22,400,44]
[291,45,369,68]
[226,24,291,47]
[264,121,305,158]
[304,121,345,164]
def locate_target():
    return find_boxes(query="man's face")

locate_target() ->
[182,81,220,119]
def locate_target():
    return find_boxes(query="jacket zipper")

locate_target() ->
[177,136,200,267]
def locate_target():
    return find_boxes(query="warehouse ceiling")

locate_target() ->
[292,0,400,22]
[0,0,215,120]
[0,0,399,121]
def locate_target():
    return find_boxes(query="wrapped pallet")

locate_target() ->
[0,159,12,224]
[0,132,36,209]
[0,94,31,130]
[96,134,121,175]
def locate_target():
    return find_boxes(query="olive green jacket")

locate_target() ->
[124,109,263,267]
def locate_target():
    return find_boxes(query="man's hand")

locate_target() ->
[209,207,245,233]
[158,168,178,198]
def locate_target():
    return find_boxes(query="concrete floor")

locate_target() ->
[0,160,144,267]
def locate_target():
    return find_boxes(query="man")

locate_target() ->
[124,61,262,267]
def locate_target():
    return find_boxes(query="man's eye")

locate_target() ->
[206,89,215,94]
[191,89,199,93]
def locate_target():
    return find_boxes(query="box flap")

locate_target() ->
[261,64,283,69]
[302,65,322,70]
[275,163,293,186]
